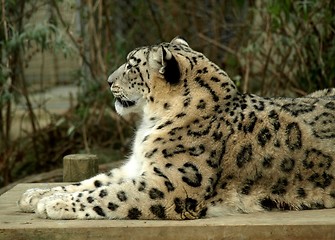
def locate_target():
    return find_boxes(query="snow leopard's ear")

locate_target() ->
[170,36,189,47]
[155,46,180,85]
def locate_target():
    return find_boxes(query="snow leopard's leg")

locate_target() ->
[35,164,206,220]
[18,166,129,213]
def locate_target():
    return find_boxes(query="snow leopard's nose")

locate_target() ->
[108,80,112,88]
[107,64,124,87]
[107,74,114,87]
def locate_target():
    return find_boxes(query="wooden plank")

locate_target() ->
[1,183,335,240]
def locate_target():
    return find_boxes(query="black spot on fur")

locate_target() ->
[176,112,186,118]
[128,208,142,219]
[206,159,219,168]
[274,140,281,148]
[256,101,265,111]
[157,120,173,130]
[262,156,274,168]
[162,149,171,158]
[297,188,307,198]
[212,131,223,141]
[108,202,119,211]
[165,163,173,168]
[150,204,167,219]
[138,181,146,191]
[285,122,302,150]
[241,179,254,195]
[303,158,314,169]
[240,103,247,110]
[185,198,198,212]
[94,180,102,188]
[142,135,149,142]
[197,99,206,109]
[153,167,168,179]
[221,82,229,88]
[174,198,183,214]
[280,158,295,173]
[220,182,228,189]
[205,171,222,200]
[210,76,220,82]
[149,188,165,200]
[304,149,333,170]
[325,102,335,110]
[311,203,326,209]
[268,110,281,130]
[162,145,186,158]
[163,102,170,110]
[257,128,272,147]
[310,112,335,139]
[189,144,205,156]
[79,204,86,211]
[173,197,201,218]
[224,95,232,100]
[178,162,202,187]
[243,112,257,133]
[236,144,253,168]
[93,206,106,217]
[260,198,277,211]
[168,127,183,136]
[282,102,315,116]
[183,98,191,107]
[308,172,333,189]
[194,77,219,102]
[295,173,304,181]
[145,148,158,158]
[199,207,208,218]
[164,181,175,192]
[87,196,94,203]
[99,189,108,198]
[272,178,288,195]
[187,123,212,137]
[117,191,127,202]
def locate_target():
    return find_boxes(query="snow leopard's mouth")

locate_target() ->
[115,97,136,108]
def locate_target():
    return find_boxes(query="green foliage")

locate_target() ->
[235,0,335,96]
[0,0,78,186]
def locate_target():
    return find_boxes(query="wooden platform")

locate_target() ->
[0,183,335,240]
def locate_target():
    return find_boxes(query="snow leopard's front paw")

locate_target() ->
[36,193,78,219]
[18,188,53,213]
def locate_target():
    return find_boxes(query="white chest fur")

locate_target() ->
[120,117,155,179]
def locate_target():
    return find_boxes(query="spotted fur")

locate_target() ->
[18,37,335,219]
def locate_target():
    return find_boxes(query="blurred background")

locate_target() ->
[0,0,334,191]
